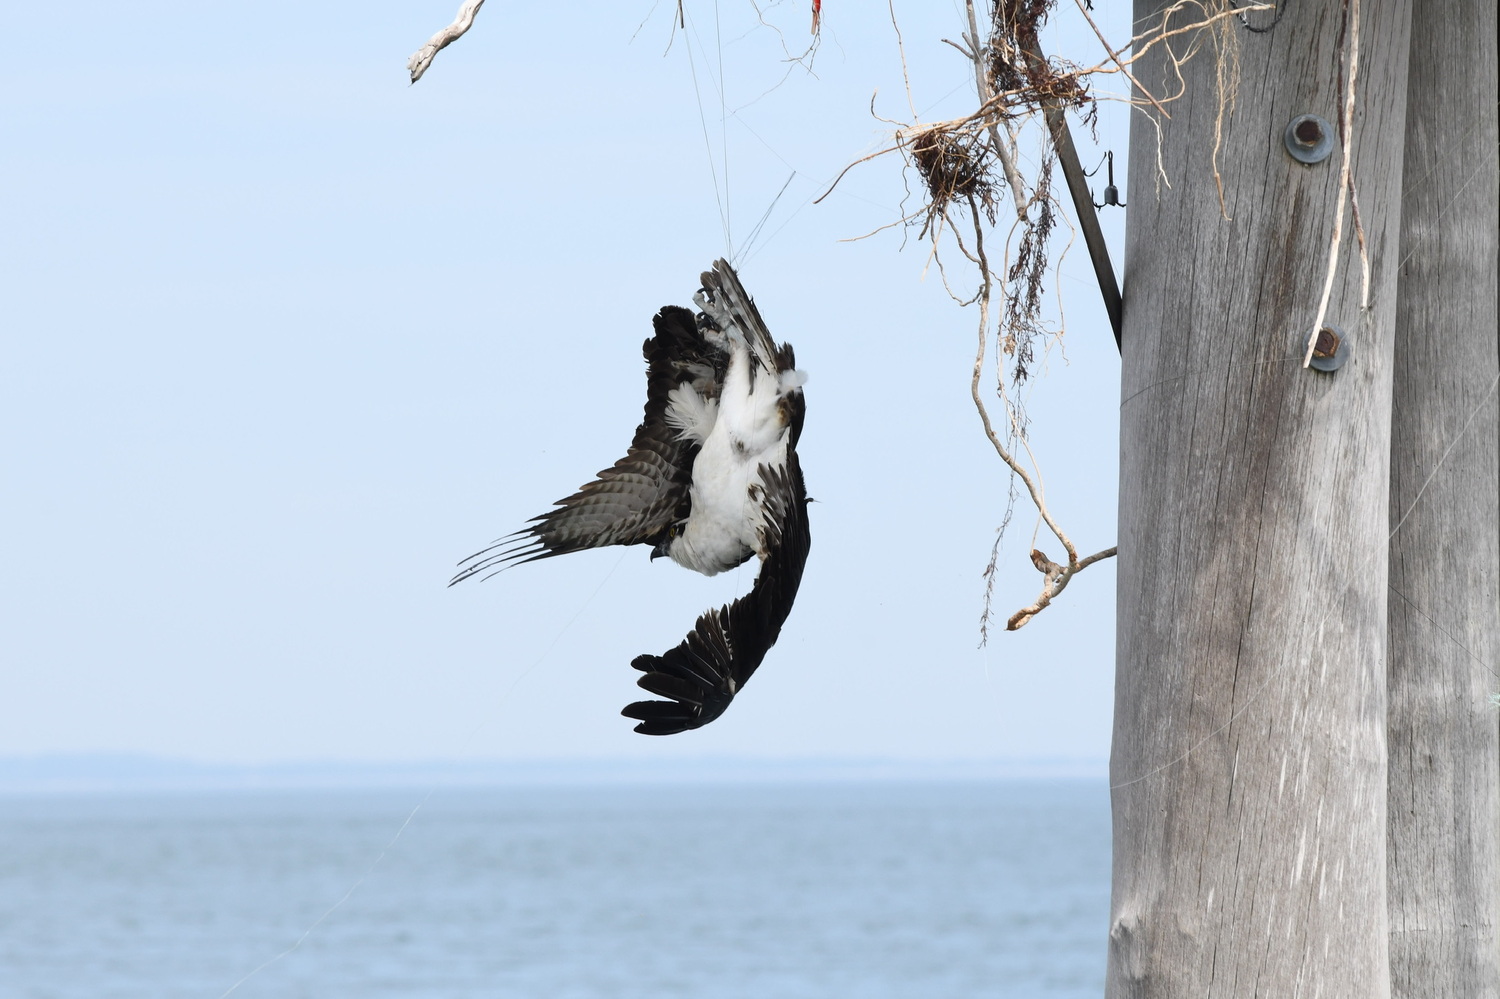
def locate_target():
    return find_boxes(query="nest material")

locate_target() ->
[989,0,1053,94]
[894,0,1096,377]
[900,0,1100,236]
[986,0,1096,124]
[906,125,998,236]
[1002,150,1057,382]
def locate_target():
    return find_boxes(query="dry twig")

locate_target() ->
[408,0,487,84]
[1007,546,1119,630]
[964,0,1028,218]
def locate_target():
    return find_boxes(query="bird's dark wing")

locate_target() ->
[621,450,811,735]
[451,306,725,585]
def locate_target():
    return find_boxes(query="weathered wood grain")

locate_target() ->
[1386,1,1500,995]
[1111,2,1412,995]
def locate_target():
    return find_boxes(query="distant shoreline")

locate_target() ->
[0,753,1107,794]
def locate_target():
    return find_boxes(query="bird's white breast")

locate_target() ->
[667,343,797,576]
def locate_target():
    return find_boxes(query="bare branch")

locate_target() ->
[1125,2,1271,68]
[408,0,487,84]
[887,0,918,121]
[813,142,903,204]
[1071,0,1170,118]
[1006,546,1118,631]
[964,0,1028,218]
[964,198,1078,574]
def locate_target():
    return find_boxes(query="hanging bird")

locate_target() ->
[452,260,811,735]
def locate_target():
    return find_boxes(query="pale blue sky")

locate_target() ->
[1,1,1129,767]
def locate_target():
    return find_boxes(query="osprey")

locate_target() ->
[452,260,810,735]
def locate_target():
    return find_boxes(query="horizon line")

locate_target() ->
[0,751,1108,793]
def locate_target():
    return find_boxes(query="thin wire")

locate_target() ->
[218,800,434,997]
[735,171,796,265]
[1388,583,1500,684]
[1111,372,1500,790]
[715,0,731,254]
[675,6,976,267]
[217,551,630,996]
[1389,374,1498,540]
[683,13,730,251]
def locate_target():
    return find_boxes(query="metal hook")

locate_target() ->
[1090,151,1126,209]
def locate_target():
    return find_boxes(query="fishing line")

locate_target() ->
[683,5,732,255]
[715,0,730,253]
[965,364,1498,793]
[675,4,970,268]
[734,77,1003,267]
[216,550,630,997]
[1110,370,1500,791]
[735,170,796,265]
[217,801,432,999]
[679,2,838,267]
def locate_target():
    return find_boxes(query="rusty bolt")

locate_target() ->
[1312,326,1341,358]
[1308,322,1351,372]
[1293,118,1324,146]
[1284,114,1334,165]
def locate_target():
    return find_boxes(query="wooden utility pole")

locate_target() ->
[1110,1,1417,995]
[1386,1,1500,995]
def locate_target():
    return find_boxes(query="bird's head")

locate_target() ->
[651,523,684,562]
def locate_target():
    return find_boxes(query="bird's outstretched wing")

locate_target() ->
[621,451,811,735]
[451,306,725,585]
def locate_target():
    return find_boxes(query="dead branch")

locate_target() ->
[1125,2,1271,68]
[965,193,1082,578]
[1071,0,1169,118]
[1007,546,1118,630]
[964,0,1028,218]
[408,0,487,84]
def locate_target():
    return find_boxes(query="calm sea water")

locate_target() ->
[0,780,1109,999]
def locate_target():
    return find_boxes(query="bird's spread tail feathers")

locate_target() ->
[695,260,785,376]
